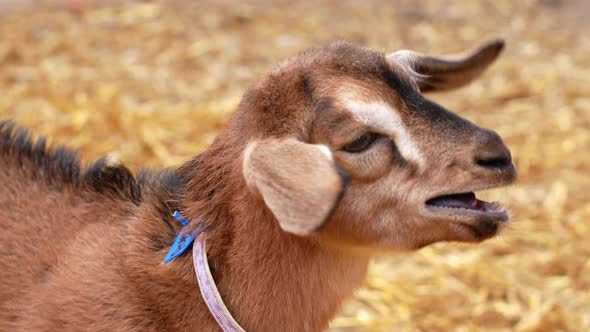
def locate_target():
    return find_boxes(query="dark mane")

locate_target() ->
[0,120,150,205]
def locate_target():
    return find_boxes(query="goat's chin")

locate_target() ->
[432,213,511,244]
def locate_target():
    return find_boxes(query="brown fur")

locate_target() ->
[0,41,515,331]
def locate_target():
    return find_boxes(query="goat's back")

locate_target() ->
[0,121,152,330]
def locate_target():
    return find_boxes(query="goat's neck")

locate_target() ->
[177,144,369,332]
[206,210,368,331]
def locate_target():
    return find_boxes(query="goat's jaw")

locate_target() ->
[423,196,508,241]
[420,175,516,241]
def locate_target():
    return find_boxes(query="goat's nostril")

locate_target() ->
[476,151,512,169]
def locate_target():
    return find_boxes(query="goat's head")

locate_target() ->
[240,40,516,251]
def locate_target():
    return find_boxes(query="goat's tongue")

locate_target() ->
[426,192,482,210]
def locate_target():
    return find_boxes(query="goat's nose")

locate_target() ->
[475,131,513,170]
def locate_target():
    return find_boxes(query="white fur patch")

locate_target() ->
[242,142,257,167]
[242,142,257,189]
[317,144,334,160]
[344,98,424,166]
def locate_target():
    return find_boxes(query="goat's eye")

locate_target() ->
[343,132,378,153]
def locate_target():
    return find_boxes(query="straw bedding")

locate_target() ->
[0,1,588,330]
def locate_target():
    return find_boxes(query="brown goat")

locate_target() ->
[0,40,516,331]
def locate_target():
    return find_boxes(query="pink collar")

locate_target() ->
[192,233,245,332]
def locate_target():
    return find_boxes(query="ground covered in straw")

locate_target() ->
[1,0,589,331]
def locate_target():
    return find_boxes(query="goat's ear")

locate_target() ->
[390,39,505,92]
[242,139,346,236]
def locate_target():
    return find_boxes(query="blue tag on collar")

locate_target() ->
[163,211,205,263]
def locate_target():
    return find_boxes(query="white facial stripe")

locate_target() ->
[344,99,424,166]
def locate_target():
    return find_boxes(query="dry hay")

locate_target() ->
[0,0,589,331]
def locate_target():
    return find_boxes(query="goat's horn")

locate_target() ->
[389,39,505,92]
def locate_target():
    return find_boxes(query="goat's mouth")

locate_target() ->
[424,191,509,239]
[425,192,503,214]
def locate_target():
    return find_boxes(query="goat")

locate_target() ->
[0,40,516,331]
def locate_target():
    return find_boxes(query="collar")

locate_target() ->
[165,211,245,332]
